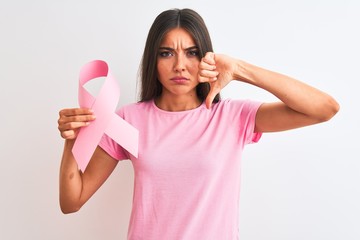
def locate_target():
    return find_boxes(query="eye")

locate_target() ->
[158,51,173,58]
[187,50,199,57]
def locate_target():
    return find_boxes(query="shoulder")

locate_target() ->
[215,98,262,112]
[211,99,262,124]
[123,101,151,110]
[115,101,152,119]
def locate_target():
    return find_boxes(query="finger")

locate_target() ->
[205,84,221,109]
[198,69,219,83]
[61,129,78,140]
[59,108,93,117]
[203,52,216,65]
[58,121,90,132]
[57,116,95,133]
[198,75,217,83]
[199,60,216,71]
[60,114,96,124]
[198,69,219,79]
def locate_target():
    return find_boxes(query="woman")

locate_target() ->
[58,8,339,239]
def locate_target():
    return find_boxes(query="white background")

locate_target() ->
[1,0,359,239]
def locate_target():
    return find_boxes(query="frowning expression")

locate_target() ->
[156,28,200,98]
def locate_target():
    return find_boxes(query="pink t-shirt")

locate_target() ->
[99,99,262,240]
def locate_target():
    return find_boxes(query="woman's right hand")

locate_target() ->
[58,108,95,140]
[58,108,117,214]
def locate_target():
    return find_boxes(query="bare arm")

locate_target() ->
[198,53,340,132]
[58,108,118,213]
[234,60,340,132]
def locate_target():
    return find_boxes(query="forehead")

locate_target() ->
[160,28,196,47]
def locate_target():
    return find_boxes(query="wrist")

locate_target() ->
[63,139,76,152]
[233,59,258,85]
[233,60,249,82]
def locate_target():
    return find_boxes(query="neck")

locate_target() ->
[155,94,202,112]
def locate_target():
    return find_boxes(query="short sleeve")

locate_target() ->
[98,107,129,161]
[224,99,262,145]
[243,100,263,144]
[98,134,128,161]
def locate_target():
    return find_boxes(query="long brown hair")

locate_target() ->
[139,8,220,103]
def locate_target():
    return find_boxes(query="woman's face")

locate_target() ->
[156,28,200,99]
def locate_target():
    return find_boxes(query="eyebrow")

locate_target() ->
[158,46,198,51]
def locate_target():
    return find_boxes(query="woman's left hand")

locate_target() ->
[198,52,237,108]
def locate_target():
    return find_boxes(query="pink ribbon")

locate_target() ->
[72,60,139,172]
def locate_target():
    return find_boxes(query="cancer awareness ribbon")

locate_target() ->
[72,60,139,172]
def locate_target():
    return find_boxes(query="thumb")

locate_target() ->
[205,83,220,109]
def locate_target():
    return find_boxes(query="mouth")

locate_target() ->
[170,76,190,84]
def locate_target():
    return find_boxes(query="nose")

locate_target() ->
[174,54,186,72]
